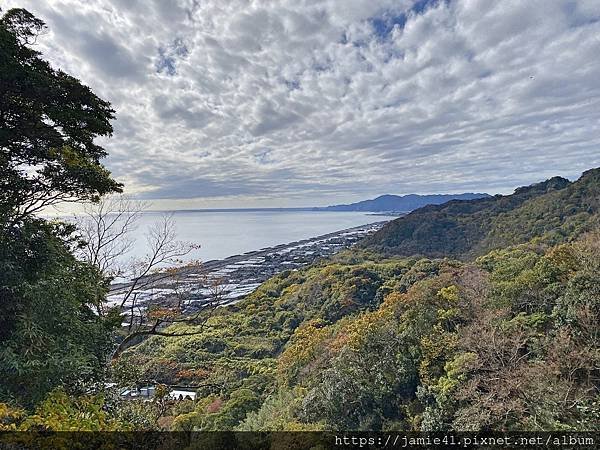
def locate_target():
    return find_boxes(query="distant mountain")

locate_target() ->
[361,168,600,259]
[318,193,491,212]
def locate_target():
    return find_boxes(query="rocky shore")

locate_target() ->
[108,220,387,314]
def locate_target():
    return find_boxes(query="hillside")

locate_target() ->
[360,169,600,259]
[108,234,600,432]
[319,193,490,212]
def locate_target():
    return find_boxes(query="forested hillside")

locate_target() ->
[5,231,599,432]
[108,234,600,431]
[361,170,600,259]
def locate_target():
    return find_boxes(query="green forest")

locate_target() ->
[1,7,599,435]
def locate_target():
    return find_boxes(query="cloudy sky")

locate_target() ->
[6,0,600,208]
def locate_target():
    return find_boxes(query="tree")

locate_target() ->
[13,391,126,431]
[0,220,115,407]
[0,8,121,223]
[75,195,146,279]
[0,8,121,408]
[73,195,222,359]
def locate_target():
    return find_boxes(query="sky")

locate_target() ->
[5,0,600,209]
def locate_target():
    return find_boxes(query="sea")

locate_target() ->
[124,209,385,263]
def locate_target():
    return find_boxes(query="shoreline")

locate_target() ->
[108,220,388,311]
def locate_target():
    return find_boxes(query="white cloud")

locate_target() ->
[4,0,600,207]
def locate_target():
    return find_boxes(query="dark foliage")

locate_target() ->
[0,8,121,221]
[0,8,120,408]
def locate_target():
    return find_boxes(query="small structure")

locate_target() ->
[119,385,196,401]
[120,385,156,399]
[168,389,197,401]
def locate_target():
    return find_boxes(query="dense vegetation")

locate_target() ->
[3,230,599,431]
[361,172,600,259]
[107,233,600,431]
[0,8,120,409]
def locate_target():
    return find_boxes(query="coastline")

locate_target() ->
[108,220,389,313]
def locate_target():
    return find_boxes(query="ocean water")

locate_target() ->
[124,210,385,263]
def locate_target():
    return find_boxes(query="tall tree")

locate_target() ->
[0,8,122,407]
[0,8,121,222]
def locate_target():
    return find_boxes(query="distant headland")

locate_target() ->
[314,193,491,213]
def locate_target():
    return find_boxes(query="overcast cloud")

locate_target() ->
[5,0,600,207]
